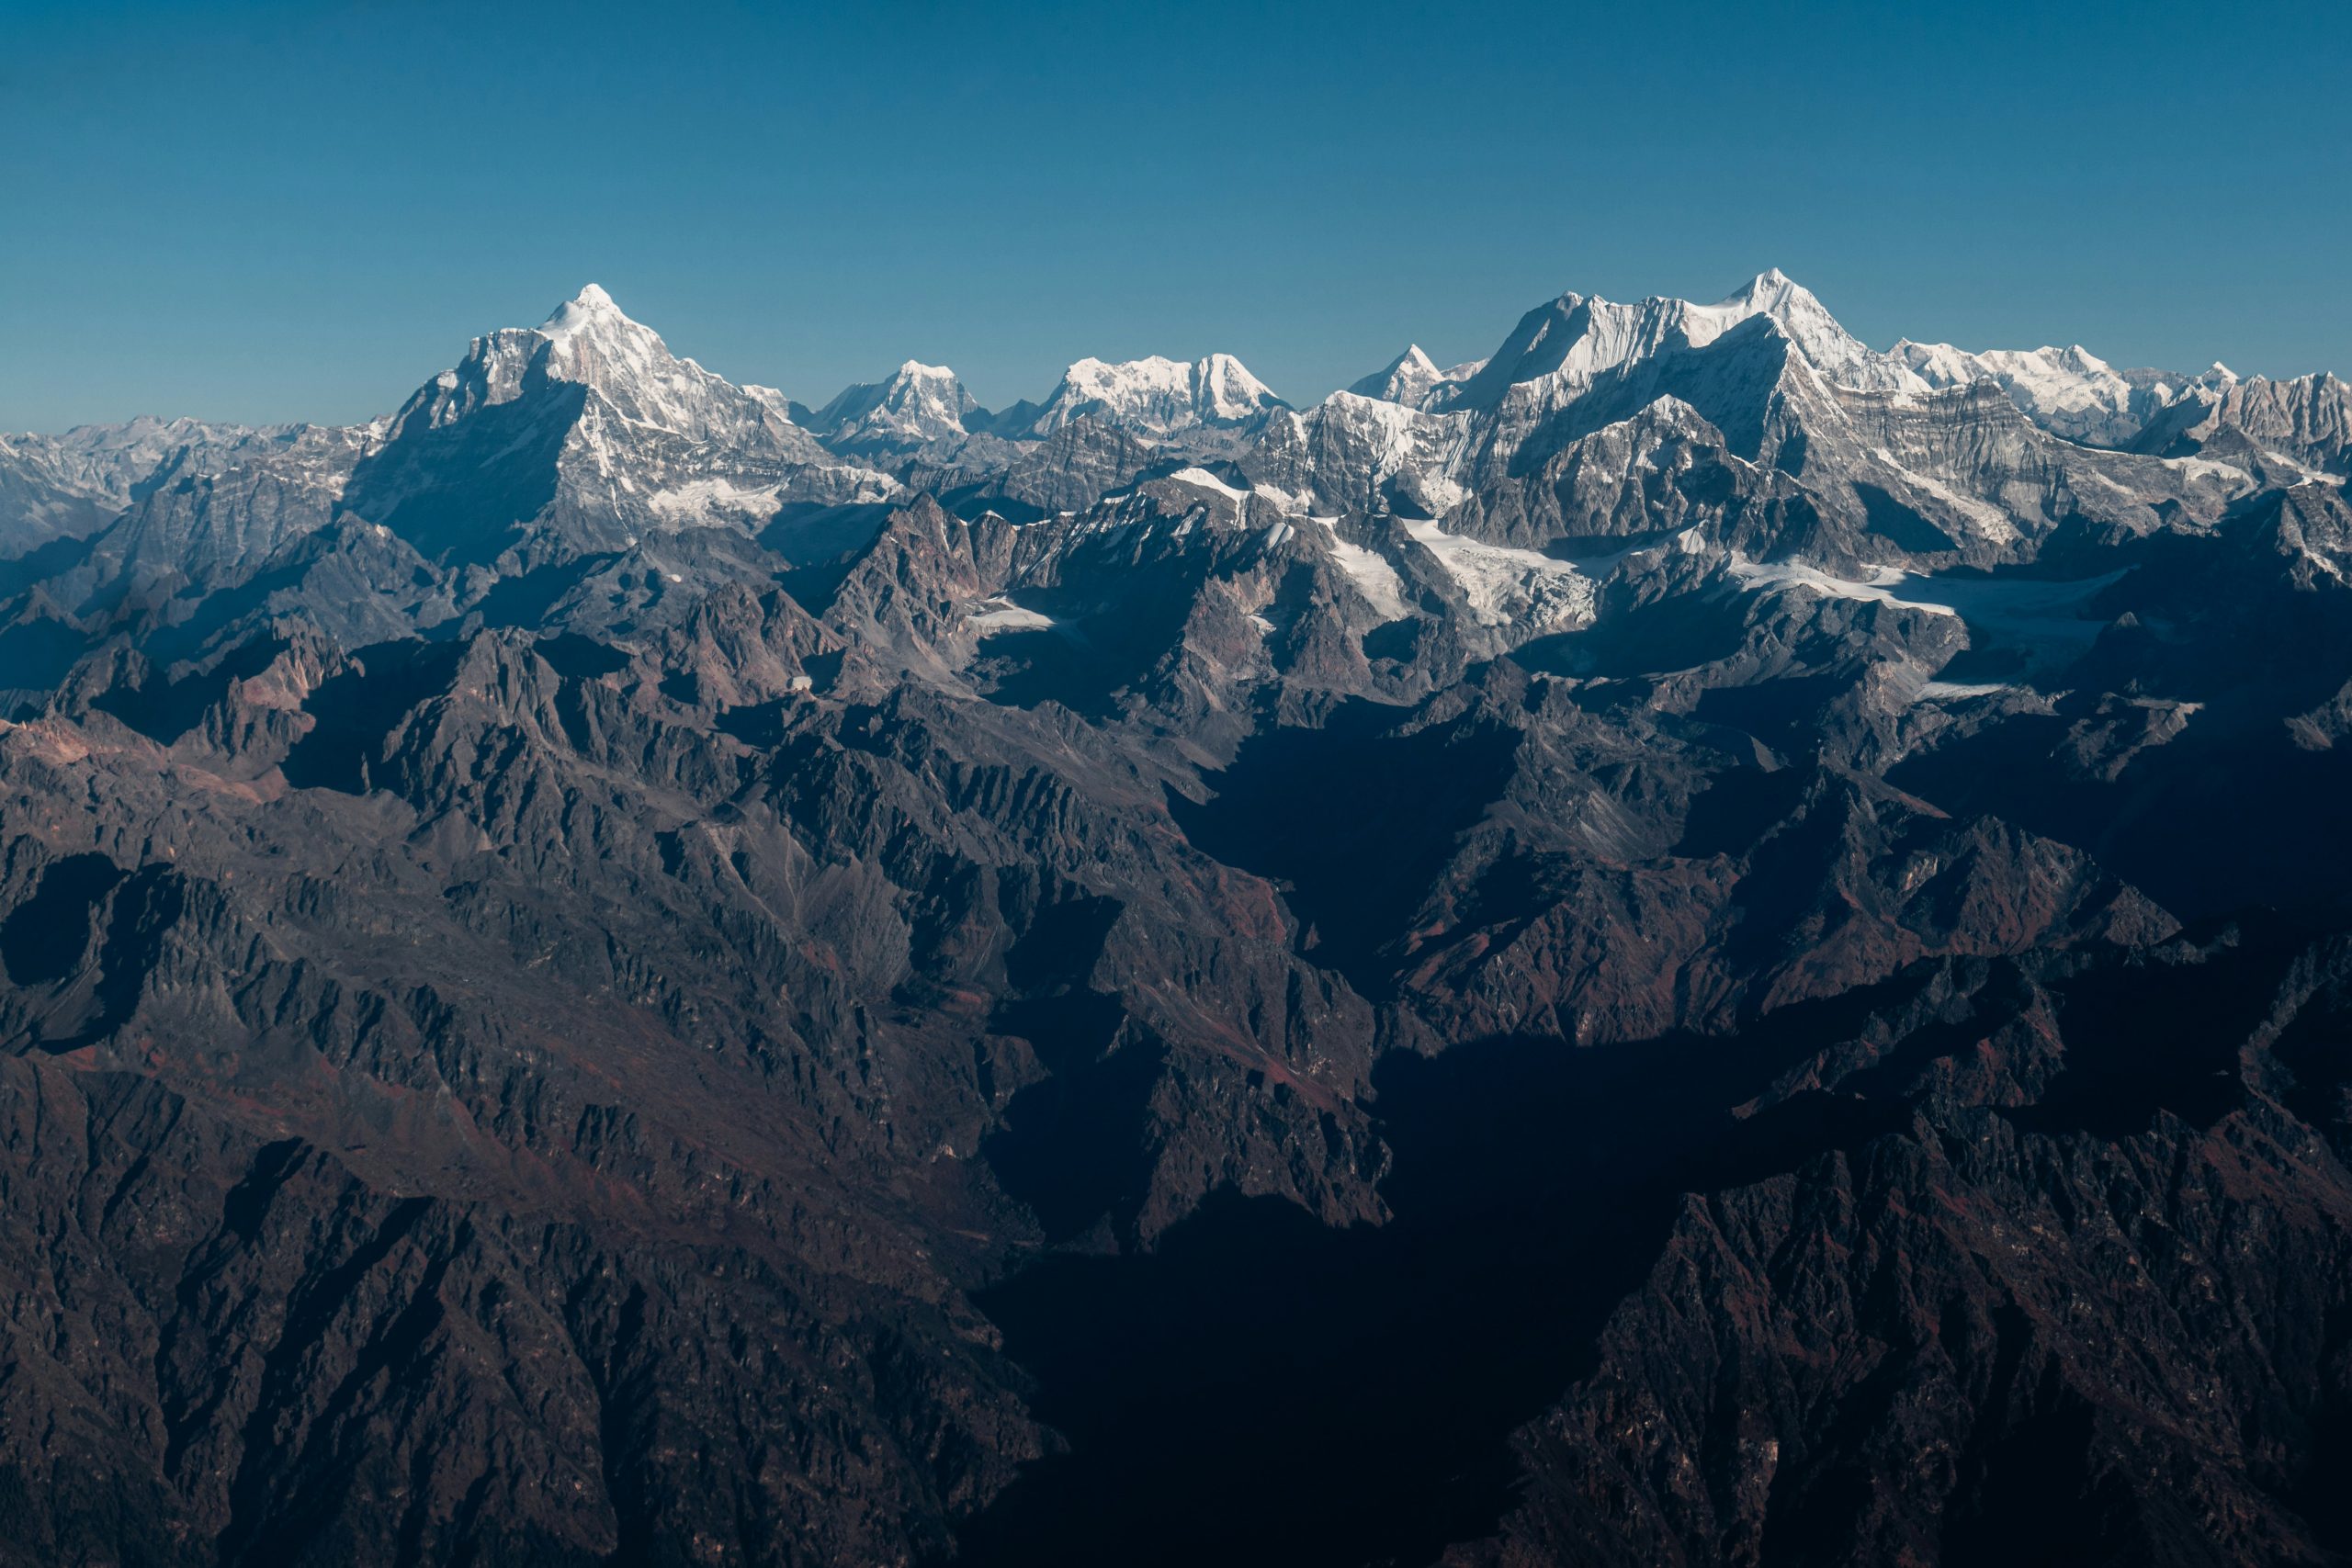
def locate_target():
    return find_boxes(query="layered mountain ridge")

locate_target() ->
[4,272,2352,1568]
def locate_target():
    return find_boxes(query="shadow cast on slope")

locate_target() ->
[972,565,1216,720]
[1165,702,1519,998]
[92,636,290,744]
[979,890,1166,1243]
[956,971,1963,1568]
[17,864,188,1054]
[0,614,91,698]
[954,920,2303,1568]
[342,385,582,568]
[279,640,470,794]
[0,852,125,986]
[0,531,96,598]
[1890,708,2352,922]
[761,502,895,616]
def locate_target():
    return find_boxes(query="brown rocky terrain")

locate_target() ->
[5,277,2352,1565]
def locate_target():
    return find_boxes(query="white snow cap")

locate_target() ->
[1350,344,1487,409]
[490,283,798,445]
[806,359,977,446]
[537,283,633,344]
[1028,352,1282,436]
[1446,268,1918,405]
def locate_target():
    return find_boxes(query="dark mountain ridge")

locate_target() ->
[3,276,2351,1566]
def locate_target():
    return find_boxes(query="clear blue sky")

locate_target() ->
[5,0,2348,431]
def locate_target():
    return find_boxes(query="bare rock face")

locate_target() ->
[6,275,2352,1566]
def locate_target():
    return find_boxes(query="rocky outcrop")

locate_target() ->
[7,274,2352,1566]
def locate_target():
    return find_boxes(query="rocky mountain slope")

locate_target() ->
[3,275,2351,1566]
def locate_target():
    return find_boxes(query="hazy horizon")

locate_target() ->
[6,0,2348,432]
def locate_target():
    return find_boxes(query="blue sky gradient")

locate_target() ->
[6,0,2348,430]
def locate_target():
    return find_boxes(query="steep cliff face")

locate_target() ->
[1440,927,2352,1568]
[7,276,2352,1566]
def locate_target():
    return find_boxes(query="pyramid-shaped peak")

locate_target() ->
[545,283,628,324]
[1197,351,1276,400]
[1349,344,1454,406]
[1724,268,1821,310]
[390,282,817,449]
[539,283,642,344]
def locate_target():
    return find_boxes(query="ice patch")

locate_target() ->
[1400,519,1594,628]
[2163,455,2255,489]
[1738,560,2133,679]
[1728,557,1960,615]
[646,478,783,525]
[1311,516,1411,621]
[1168,467,1250,502]
[969,599,1056,633]
[1869,447,2023,544]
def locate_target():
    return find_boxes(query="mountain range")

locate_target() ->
[4,270,2352,1567]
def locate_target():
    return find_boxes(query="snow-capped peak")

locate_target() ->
[1348,344,1487,410]
[1712,269,1911,391]
[390,284,812,454]
[1350,345,1438,403]
[808,360,978,451]
[1449,269,1917,410]
[1061,355,1193,400]
[518,286,783,442]
[1196,353,1278,423]
[1026,353,1283,437]
[538,283,631,349]
[1891,336,2216,446]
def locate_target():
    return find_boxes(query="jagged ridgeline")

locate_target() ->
[3,275,2352,1567]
